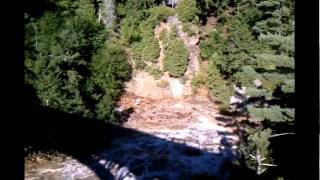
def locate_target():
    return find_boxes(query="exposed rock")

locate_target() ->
[253,79,262,88]
[127,15,201,99]
[165,0,180,7]
[233,85,247,96]
[230,95,245,105]
[230,85,250,112]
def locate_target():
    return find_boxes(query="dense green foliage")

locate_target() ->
[89,43,132,121]
[162,28,189,77]
[25,0,295,178]
[199,0,295,177]
[131,36,160,64]
[191,71,207,90]
[176,0,199,23]
[195,0,229,19]
[25,0,131,122]
[117,3,174,72]
[163,39,189,77]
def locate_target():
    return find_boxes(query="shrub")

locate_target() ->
[191,72,207,90]
[206,60,232,110]
[182,22,197,36]
[146,66,163,79]
[147,6,175,28]
[141,37,160,62]
[134,59,147,70]
[163,39,188,77]
[176,0,199,23]
[131,36,160,65]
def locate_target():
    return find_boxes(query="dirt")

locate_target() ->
[200,16,218,36]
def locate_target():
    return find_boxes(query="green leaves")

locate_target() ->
[248,106,294,122]
[163,38,188,77]
[89,43,132,121]
[147,6,174,27]
[246,87,268,98]
[239,5,263,26]
[25,0,132,121]
[201,17,258,75]
[254,53,294,70]
[281,79,294,93]
[248,128,272,154]
[120,16,142,44]
[257,0,281,9]
[233,66,263,87]
[131,36,160,63]
[206,60,232,110]
[191,71,207,90]
[197,1,295,176]
[258,33,294,56]
[176,0,199,23]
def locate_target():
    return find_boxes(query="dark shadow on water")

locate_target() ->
[24,86,259,179]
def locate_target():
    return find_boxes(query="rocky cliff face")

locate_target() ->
[126,16,200,99]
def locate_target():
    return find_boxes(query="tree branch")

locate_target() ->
[249,154,256,159]
[260,163,277,167]
[260,168,267,174]
[270,132,295,138]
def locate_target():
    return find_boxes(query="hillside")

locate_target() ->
[24,0,295,179]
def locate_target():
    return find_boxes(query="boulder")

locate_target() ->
[253,79,262,88]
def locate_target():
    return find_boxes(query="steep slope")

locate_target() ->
[126,15,200,99]
[25,15,242,180]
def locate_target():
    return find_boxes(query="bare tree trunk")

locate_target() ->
[256,149,262,175]
[250,149,277,175]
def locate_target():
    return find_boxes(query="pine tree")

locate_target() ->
[25,0,131,121]
[176,0,199,23]
[163,38,188,77]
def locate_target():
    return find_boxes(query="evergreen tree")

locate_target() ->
[25,0,131,121]
[199,0,295,176]
[162,28,189,77]
[176,0,199,23]
[89,43,132,121]
[163,38,188,77]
